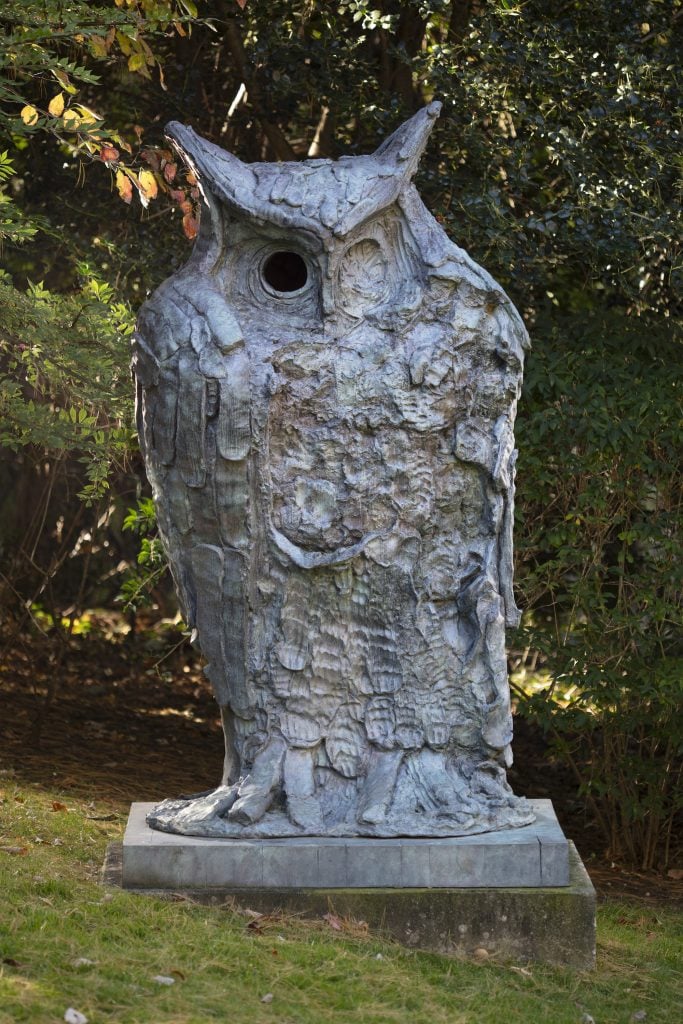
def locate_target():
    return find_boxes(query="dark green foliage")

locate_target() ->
[0,0,680,867]
[515,312,682,868]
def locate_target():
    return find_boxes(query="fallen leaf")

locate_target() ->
[260,993,273,1004]
[152,975,175,986]
[48,92,65,116]
[322,913,342,931]
[20,105,39,126]
[64,1010,88,1024]
[667,868,683,880]
[0,846,28,856]
[14,796,24,803]
[509,965,532,977]
[52,838,64,846]
[631,1012,647,1022]
[72,958,96,968]
[86,813,117,821]
[2,957,22,967]
[170,968,186,979]
[52,801,67,812]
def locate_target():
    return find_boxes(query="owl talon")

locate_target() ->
[228,734,287,825]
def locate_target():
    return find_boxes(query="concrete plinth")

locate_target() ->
[121,799,569,890]
[104,837,595,968]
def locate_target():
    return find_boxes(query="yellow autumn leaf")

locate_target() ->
[48,92,65,117]
[138,169,158,201]
[74,104,101,125]
[115,169,133,204]
[52,69,78,95]
[20,105,39,126]
[62,109,82,131]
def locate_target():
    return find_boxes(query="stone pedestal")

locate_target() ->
[104,798,595,967]
[122,799,568,889]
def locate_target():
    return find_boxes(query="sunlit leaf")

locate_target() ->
[75,105,102,125]
[62,110,82,131]
[128,52,147,73]
[51,69,77,95]
[20,105,39,126]
[100,146,120,163]
[48,93,65,117]
[115,169,133,204]
[138,169,158,201]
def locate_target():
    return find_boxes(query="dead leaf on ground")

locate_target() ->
[667,868,683,880]
[52,801,68,812]
[0,846,28,856]
[510,965,533,978]
[323,912,342,931]
[2,957,22,967]
[260,993,274,1004]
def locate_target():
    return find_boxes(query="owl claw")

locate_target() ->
[149,784,240,834]
[227,733,287,825]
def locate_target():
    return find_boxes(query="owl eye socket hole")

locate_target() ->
[261,251,308,294]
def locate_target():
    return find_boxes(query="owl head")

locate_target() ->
[165,104,444,340]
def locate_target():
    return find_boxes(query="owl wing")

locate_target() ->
[399,186,530,755]
[132,276,251,712]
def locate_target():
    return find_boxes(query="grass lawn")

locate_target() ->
[1,776,681,1024]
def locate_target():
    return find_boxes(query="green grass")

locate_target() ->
[1,778,681,1024]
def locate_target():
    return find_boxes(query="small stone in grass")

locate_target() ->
[580,1014,595,1024]
[64,1009,88,1024]
[73,958,96,968]
[260,993,274,1004]
[631,1013,647,1022]
[152,975,175,986]
[472,947,489,961]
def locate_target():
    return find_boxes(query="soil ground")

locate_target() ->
[1,622,681,905]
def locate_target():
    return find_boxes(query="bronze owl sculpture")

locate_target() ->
[132,103,534,837]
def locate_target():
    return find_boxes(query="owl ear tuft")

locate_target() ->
[164,121,257,205]
[373,102,441,180]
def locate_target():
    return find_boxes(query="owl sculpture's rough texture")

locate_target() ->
[134,103,534,838]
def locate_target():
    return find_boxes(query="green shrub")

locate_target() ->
[514,311,682,869]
